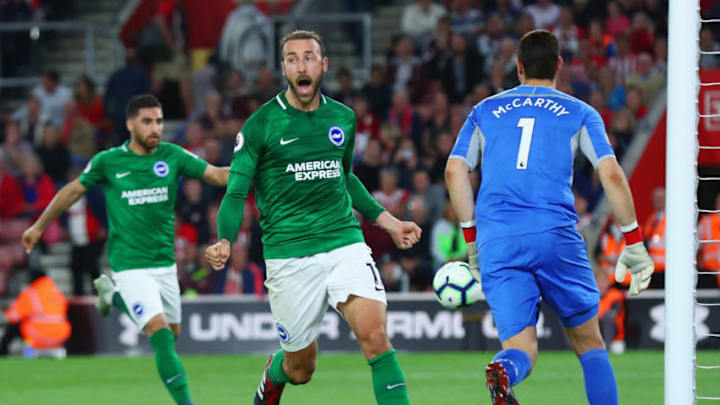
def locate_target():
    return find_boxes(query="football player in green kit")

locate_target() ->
[21,94,229,405]
[205,30,422,405]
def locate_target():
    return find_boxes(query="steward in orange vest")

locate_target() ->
[698,197,720,287]
[596,271,626,354]
[0,272,71,354]
[598,222,631,286]
[643,188,665,289]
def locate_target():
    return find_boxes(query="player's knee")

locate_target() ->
[357,327,391,357]
[286,361,316,385]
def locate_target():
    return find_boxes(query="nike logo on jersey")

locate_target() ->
[165,374,183,384]
[386,383,406,390]
[115,172,131,179]
[280,137,299,145]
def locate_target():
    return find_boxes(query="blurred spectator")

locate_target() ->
[486,0,521,25]
[149,0,193,117]
[221,237,265,295]
[0,161,27,293]
[449,0,483,35]
[372,166,410,219]
[0,161,24,219]
[526,0,560,30]
[26,71,72,128]
[575,192,592,237]
[597,66,626,111]
[218,0,270,76]
[589,89,613,130]
[103,52,151,143]
[410,167,446,227]
[440,33,485,103]
[34,125,70,184]
[182,121,207,159]
[67,181,106,297]
[423,15,452,64]
[596,269,626,354]
[355,139,382,192]
[13,98,45,145]
[386,36,424,98]
[332,67,358,106]
[220,70,251,120]
[643,187,666,289]
[177,178,210,245]
[397,195,433,291]
[626,53,665,105]
[0,271,71,357]
[175,217,199,281]
[191,54,221,116]
[401,0,447,40]
[624,85,648,120]
[597,220,630,286]
[607,35,637,84]
[476,13,506,68]
[393,138,420,189]
[17,153,55,219]
[588,19,617,62]
[569,38,601,85]
[609,108,636,158]
[429,132,455,183]
[198,92,237,140]
[700,27,720,69]
[73,75,106,130]
[698,193,720,288]
[0,121,33,175]
[430,201,466,267]
[353,98,380,159]
[513,12,536,38]
[653,36,667,75]
[380,259,409,292]
[387,91,423,144]
[252,65,281,103]
[629,12,655,55]
[361,65,393,121]
[605,1,630,38]
[61,100,95,162]
[421,92,451,158]
[552,6,584,60]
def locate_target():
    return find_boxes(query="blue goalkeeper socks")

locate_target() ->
[492,349,531,386]
[579,348,618,405]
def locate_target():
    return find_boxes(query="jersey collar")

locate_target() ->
[276,91,327,116]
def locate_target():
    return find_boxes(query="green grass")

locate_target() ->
[1,350,718,404]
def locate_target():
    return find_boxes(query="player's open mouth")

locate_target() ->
[297,78,312,96]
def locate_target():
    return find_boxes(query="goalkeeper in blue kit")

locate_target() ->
[446,30,654,405]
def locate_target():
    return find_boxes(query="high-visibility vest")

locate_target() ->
[644,212,666,272]
[599,230,631,286]
[699,213,720,271]
[598,287,626,341]
[4,276,71,349]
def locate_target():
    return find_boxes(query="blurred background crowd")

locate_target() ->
[0,0,687,309]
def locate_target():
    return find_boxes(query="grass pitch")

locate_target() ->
[2,350,718,404]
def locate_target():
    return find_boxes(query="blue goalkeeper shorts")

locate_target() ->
[478,225,600,342]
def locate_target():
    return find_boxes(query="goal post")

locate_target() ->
[665,1,699,404]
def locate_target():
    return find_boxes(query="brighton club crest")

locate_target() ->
[153,161,169,177]
[328,126,345,147]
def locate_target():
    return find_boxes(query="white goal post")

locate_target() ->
[665,1,699,404]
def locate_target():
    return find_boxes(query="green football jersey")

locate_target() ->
[78,141,208,271]
[222,92,382,259]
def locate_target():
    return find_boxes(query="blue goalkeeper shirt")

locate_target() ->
[450,85,616,246]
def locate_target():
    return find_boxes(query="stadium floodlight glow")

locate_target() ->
[666,1,699,404]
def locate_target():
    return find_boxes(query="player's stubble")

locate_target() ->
[286,69,324,110]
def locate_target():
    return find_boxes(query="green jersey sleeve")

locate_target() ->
[217,122,264,242]
[78,151,107,189]
[342,119,385,222]
[170,143,208,179]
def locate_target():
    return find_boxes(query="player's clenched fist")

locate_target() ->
[205,239,231,270]
[21,225,43,254]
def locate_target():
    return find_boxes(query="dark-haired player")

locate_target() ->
[22,94,229,405]
[446,30,654,404]
[205,30,421,405]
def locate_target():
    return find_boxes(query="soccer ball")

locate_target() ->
[433,261,482,309]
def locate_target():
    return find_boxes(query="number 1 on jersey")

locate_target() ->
[516,118,535,170]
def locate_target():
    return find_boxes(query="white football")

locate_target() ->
[432,261,483,309]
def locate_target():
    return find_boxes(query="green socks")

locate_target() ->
[149,328,193,405]
[268,349,295,386]
[368,349,410,405]
[111,292,131,318]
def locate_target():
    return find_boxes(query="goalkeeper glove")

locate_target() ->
[614,223,654,296]
[461,220,481,283]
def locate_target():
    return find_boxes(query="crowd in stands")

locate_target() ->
[0,0,676,299]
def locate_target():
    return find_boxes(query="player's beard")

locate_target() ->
[287,72,323,108]
[132,128,161,152]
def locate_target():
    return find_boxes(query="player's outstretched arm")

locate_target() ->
[375,211,422,250]
[201,165,230,187]
[445,158,481,281]
[21,179,87,253]
[597,158,654,295]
